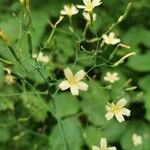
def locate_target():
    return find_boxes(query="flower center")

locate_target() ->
[85,2,93,12]
[108,37,114,43]
[68,77,77,85]
[67,8,73,16]
[111,104,121,113]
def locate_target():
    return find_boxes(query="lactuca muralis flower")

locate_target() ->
[77,0,102,12]
[58,68,88,96]
[83,12,96,23]
[92,138,117,150]
[105,98,131,123]
[132,133,143,146]
[4,68,15,84]
[60,4,79,17]
[104,72,119,83]
[32,52,50,64]
[102,32,120,45]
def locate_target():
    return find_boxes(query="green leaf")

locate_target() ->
[0,17,19,43]
[127,52,150,72]
[123,27,150,47]
[0,128,10,143]
[81,81,109,126]
[49,118,83,150]
[120,121,150,150]
[83,126,103,148]
[22,94,49,122]
[104,121,127,143]
[0,62,4,85]
[144,92,150,121]
[138,75,150,91]
[52,93,80,117]
[0,99,14,111]
[78,53,95,67]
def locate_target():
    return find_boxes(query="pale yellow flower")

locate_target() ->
[77,0,102,12]
[60,4,79,17]
[32,52,50,64]
[104,72,119,83]
[102,32,120,45]
[105,98,131,123]
[132,133,143,146]
[92,138,117,150]
[4,68,15,84]
[83,12,96,23]
[58,68,88,96]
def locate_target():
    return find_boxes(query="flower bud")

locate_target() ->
[20,0,30,10]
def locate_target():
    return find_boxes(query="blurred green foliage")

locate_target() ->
[0,0,150,150]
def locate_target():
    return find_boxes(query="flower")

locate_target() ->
[105,98,131,123]
[77,0,102,12]
[58,68,88,95]
[102,32,120,45]
[32,52,50,64]
[4,68,15,84]
[132,133,143,146]
[60,4,79,17]
[104,72,119,83]
[92,138,117,150]
[83,12,96,23]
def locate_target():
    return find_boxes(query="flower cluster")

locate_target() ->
[32,52,50,64]
[60,0,102,25]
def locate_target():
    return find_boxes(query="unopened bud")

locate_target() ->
[0,31,9,45]
[119,43,130,49]
[113,52,136,66]
[55,16,64,27]
[20,0,30,10]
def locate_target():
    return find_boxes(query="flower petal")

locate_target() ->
[102,34,108,41]
[113,72,119,77]
[105,105,111,111]
[70,86,79,95]
[58,80,70,91]
[92,145,100,150]
[111,38,120,45]
[60,10,67,15]
[93,0,102,7]
[117,98,128,107]
[115,113,125,122]
[77,81,88,91]
[100,138,107,149]
[109,32,115,39]
[64,68,73,80]
[74,70,86,81]
[108,147,117,150]
[76,5,85,9]
[83,0,90,5]
[121,108,131,116]
[105,111,114,121]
